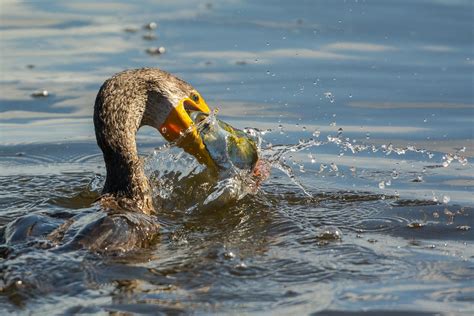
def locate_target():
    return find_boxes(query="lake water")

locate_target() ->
[0,0,473,314]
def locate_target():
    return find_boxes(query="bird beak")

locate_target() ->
[159,93,215,168]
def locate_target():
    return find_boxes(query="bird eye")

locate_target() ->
[191,93,200,103]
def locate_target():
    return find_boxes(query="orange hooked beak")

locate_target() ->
[159,91,215,168]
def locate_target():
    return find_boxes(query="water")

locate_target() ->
[1,0,473,314]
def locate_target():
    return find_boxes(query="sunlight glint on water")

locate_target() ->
[1,0,473,314]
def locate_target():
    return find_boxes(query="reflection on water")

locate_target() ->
[1,0,473,314]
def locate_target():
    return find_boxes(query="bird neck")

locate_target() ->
[94,98,155,215]
[93,68,194,215]
[101,146,154,214]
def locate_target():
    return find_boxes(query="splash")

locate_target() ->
[256,123,471,204]
[259,139,323,198]
[145,110,471,210]
[144,111,266,213]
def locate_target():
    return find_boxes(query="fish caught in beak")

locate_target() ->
[159,91,216,168]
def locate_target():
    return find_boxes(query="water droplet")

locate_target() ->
[366,133,370,140]
[266,42,270,46]
[458,156,468,165]
[386,180,391,186]
[442,195,450,204]
[445,153,454,164]
[316,226,342,241]
[349,93,353,98]
[349,166,356,173]
[378,181,385,189]
[266,70,270,75]
[324,92,335,103]
[330,163,338,172]
[407,222,425,229]
[312,129,320,137]
[31,90,49,97]
[224,251,236,259]
[144,22,157,30]
[235,262,247,269]
[299,165,306,173]
[302,126,307,131]
[319,163,327,173]
[145,46,166,55]
[330,121,336,127]
[161,126,167,133]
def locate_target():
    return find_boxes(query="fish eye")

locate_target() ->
[191,93,200,103]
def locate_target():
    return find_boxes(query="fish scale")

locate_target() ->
[190,111,259,171]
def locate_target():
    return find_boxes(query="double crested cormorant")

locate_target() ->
[4,68,266,252]
[94,68,214,215]
[4,68,217,252]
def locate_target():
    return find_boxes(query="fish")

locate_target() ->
[190,111,259,171]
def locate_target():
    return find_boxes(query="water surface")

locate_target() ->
[0,0,473,314]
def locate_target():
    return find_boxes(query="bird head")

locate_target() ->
[158,90,216,168]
